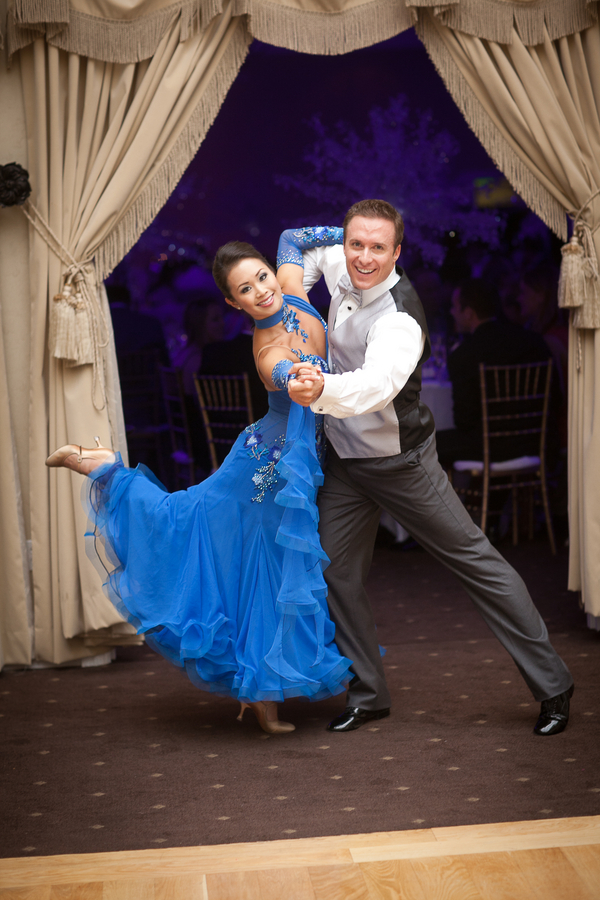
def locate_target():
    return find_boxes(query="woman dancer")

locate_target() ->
[46,237,350,735]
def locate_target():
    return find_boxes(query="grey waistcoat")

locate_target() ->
[325,270,434,459]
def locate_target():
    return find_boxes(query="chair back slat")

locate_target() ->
[194,373,255,472]
[458,360,556,553]
[159,366,196,490]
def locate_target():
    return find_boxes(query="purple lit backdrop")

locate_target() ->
[108,29,557,343]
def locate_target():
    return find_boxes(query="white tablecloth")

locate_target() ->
[421,379,455,431]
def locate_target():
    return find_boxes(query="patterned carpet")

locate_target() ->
[1,536,599,858]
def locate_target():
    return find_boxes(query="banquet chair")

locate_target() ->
[159,366,196,490]
[453,360,556,554]
[193,373,254,471]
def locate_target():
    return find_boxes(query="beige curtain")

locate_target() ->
[415,8,600,619]
[0,48,35,667]
[6,4,250,665]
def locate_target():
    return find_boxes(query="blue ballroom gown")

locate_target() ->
[84,295,352,703]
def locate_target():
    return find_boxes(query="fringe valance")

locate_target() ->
[408,0,598,47]
[4,0,598,64]
[415,10,569,242]
[5,0,414,62]
[95,14,250,280]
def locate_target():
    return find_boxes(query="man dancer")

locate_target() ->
[278,199,573,736]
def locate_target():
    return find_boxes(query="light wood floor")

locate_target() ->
[1,815,599,899]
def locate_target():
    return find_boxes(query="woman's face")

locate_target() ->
[225,259,284,321]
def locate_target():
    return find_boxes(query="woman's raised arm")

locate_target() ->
[276,226,343,300]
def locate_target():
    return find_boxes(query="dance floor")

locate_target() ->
[1,537,599,866]
[1,816,600,898]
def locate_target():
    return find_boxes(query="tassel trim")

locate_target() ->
[6,0,415,63]
[6,0,598,64]
[94,15,251,281]
[415,9,568,241]
[407,0,597,46]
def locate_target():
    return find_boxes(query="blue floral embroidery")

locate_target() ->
[291,349,326,367]
[271,359,294,390]
[243,424,267,460]
[244,424,285,501]
[281,301,309,344]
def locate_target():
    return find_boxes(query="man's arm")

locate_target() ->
[289,312,425,414]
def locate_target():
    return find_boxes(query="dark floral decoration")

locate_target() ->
[0,163,31,207]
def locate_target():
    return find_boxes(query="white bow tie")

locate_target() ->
[338,273,362,307]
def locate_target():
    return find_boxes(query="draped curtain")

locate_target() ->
[2,0,251,664]
[413,6,600,620]
[2,0,599,666]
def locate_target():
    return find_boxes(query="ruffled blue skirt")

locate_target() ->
[84,392,352,703]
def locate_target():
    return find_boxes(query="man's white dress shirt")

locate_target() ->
[301,245,425,417]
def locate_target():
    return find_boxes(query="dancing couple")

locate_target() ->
[47,199,574,738]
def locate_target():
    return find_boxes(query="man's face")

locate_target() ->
[344,216,401,291]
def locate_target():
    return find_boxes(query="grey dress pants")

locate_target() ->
[317,432,573,711]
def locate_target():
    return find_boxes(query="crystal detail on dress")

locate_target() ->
[290,349,325,367]
[255,298,308,343]
[244,424,285,501]
[272,359,294,390]
[282,300,308,343]
[251,445,284,503]
[276,226,344,268]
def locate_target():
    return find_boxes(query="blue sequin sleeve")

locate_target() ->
[276,226,344,269]
[271,358,295,390]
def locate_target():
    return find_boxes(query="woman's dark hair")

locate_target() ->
[212,241,274,298]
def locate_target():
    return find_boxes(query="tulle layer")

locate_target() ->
[83,394,352,702]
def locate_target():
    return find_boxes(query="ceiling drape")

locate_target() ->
[1,0,599,666]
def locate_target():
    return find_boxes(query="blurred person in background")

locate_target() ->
[106,283,169,366]
[518,263,568,412]
[172,296,226,395]
[436,278,551,468]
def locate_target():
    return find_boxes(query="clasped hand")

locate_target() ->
[287,362,324,407]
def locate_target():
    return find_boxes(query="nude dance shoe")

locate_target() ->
[45,436,115,476]
[237,701,295,734]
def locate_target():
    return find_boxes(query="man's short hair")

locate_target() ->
[343,199,404,248]
[457,278,499,321]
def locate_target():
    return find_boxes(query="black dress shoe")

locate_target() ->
[533,684,574,736]
[327,706,390,732]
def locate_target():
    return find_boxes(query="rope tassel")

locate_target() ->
[21,200,109,409]
[51,272,94,366]
[558,192,600,330]
[558,232,588,309]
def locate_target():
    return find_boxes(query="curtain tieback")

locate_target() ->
[558,189,600,331]
[21,200,108,411]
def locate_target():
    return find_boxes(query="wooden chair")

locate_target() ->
[159,366,196,490]
[453,360,556,554]
[193,373,254,472]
